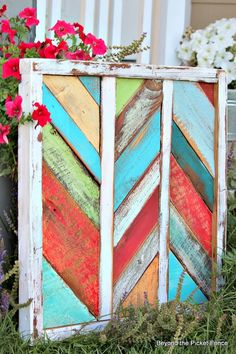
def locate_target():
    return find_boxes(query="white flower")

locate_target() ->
[212,32,234,50]
[177,40,194,62]
[214,50,233,68]
[196,44,217,67]
[215,18,236,36]
[221,61,236,83]
[191,30,208,51]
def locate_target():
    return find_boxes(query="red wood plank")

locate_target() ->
[199,83,214,106]
[170,155,212,256]
[42,162,100,316]
[113,188,159,283]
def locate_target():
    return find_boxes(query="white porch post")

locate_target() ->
[35,0,46,41]
[157,0,191,65]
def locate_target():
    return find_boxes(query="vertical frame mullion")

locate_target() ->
[99,77,116,319]
[158,80,173,304]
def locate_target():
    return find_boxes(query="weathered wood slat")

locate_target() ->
[79,76,101,105]
[43,258,95,329]
[43,163,100,316]
[199,82,215,106]
[170,155,212,256]
[172,122,214,210]
[169,252,207,303]
[114,111,160,211]
[43,124,100,228]
[116,78,144,116]
[114,156,160,246]
[115,80,162,157]
[170,205,212,295]
[113,188,159,283]
[113,225,159,310]
[123,256,159,308]
[173,81,215,176]
[43,86,101,181]
[43,75,100,152]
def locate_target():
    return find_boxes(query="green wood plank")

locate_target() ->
[116,78,143,116]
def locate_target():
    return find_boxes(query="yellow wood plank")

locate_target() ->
[43,75,100,152]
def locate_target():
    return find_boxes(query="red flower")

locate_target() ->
[18,41,41,57]
[1,19,16,43]
[57,40,68,52]
[0,5,7,17]
[5,95,23,121]
[0,124,10,144]
[84,33,107,55]
[65,50,92,60]
[73,23,86,41]
[32,102,51,127]
[2,58,20,80]
[18,7,39,27]
[50,20,76,38]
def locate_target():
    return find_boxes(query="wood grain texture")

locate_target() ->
[170,205,212,295]
[114,111,160,211]
[173,81,215,176]
[169,252,207,303]
[172,121,214,210]
[43,75,100,151]
[199,82,215,106]
[115,80,162,157]
[114,156,160,246]
[43,124,100,228]
[43,258,95,329]
[170,155,212,256]
[113,225,159,310]
[123,256,159,308]
[113,188,159,283]
[116,78,144,115]
[43,85,101,181]
[43,163,100,316]
[79,76,100,105]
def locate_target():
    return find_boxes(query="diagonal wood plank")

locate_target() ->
[115,80,162,157]
[170,155,212,256]
[114,156,160,246]
[44,75,100,151]
[116,78,144,116]
[79,76,100,105]
[173,81,215,176]
[43,258,95,329]
[114,111,161,211]
[43,86,101,182]
[170,205,212,295]
[43,124,100,228]
[43,163,100,316]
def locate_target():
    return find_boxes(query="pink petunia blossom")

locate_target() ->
[0,5,7,17]
[65,50,92,61]
[32,102,52,127]
[18,7,39,27]
[1,19,16,43]
[2,58,20,80]
[84,33,107,55]
[50,20,76,38]
[0,124,10,144]
[5,95,23,121]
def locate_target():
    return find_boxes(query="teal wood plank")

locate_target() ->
[43,258,95,329]
[173,81,215,176]
[43,85,101,182]
[114,111,161,211]
[79,76,100,105]
[169,252,207,303]
[172,122,214,210]
[170,205,212,295]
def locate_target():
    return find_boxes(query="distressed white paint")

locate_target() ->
[84,0,96,34]
[99,77,116,320]
[216,71,227,290]
[36,0,46,41]
[48,0,62,38]
[18,60,43,339]
[111,0,123,45]
[114,157,160,246]
[98,0,110,43]
[30,59,218,82]
[158,80,173,304]
[113,226,159,310]
[139,0,153,64]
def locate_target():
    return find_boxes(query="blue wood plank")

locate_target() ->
[79,76,100,105]
[168,252,207,304]
[43,258,95,329]
[114,111,160,211]
[173,81,215,176]
[172,122,214,210]
[43,85,101,182]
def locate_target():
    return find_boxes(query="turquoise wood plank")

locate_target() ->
[173,81,215,176]
[170,205,212,295]
[79,76,100,105]
[114,111,161,211]
[43,258,95,329]
[168,252,207,303]
[172,122,214,210]
[43,85,101,182]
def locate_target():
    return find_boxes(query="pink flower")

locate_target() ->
[5,95,23,121]
[50,20,76,38]
[18,41,41,57]
[32,102,51,127]
[84,33,107,55]
[0,124,10,144]
[73,23,86,41]
[1,19,16,43]
[0,5,7,17]
[18,7,39,27]
[65,50,92,60]
[2,58,20,80]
